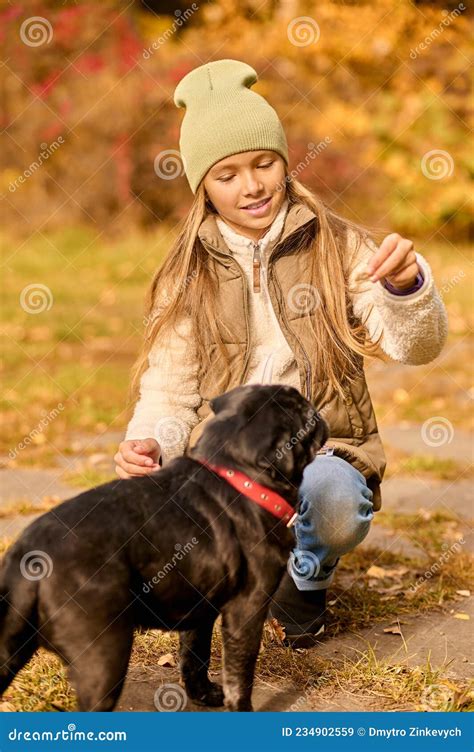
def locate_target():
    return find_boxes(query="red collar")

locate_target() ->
[196,459,298,528]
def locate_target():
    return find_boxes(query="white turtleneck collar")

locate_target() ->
[216,198,289,252]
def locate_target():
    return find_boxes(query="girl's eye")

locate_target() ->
[217,162,273,182]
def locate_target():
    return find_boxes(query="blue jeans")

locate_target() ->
[288,454,374,591]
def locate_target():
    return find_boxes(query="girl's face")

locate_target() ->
[202,150,287,241]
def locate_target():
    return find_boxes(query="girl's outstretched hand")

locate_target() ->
[366,233,419,291]
[114,438,161,478]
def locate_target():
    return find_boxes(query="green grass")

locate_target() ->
[384,453,469,481]
[1,224,175,456]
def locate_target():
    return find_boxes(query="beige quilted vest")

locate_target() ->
[186,202,386,510]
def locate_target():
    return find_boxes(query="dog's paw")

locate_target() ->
[189,681,224,707]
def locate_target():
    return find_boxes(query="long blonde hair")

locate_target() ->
[128,175,387,408]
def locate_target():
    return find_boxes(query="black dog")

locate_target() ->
[0,384,328,711]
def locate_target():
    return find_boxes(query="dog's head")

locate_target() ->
[189,384,329,499]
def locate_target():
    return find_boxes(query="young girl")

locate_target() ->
[114,59,448,647]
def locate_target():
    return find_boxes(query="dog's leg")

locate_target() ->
[63,619,134,711]
[179,617,224,707]
[220,598,268,712]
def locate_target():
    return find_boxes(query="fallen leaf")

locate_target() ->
[383,626,402,635]
[367,565,409,579]
[378,584,405,594]
[454,613,470,620]
[158,653,176,667]
[88,453,108,466]
[0,701,16,711]
[266,617,286,642]
[456,590,470,597]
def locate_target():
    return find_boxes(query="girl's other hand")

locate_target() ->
[114,438,161,478]
[366,233,419,290]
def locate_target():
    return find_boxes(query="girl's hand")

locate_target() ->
[366,233,419,291]
[114,438,161,478]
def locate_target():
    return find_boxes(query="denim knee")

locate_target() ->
[294,454,374,558]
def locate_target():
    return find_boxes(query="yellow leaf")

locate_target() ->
[158,652,176,667]
[454,613,470,620]
[383,626,403,635]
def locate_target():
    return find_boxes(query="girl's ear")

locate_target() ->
[205,195,216,213]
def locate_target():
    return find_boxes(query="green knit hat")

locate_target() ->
[173,59,289,194]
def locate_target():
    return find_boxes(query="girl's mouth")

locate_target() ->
[240,196,272,217]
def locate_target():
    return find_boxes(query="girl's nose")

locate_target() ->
[242,172,264,195]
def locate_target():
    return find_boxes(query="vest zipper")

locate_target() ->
[269,268,313,401]
[252,241,261,293]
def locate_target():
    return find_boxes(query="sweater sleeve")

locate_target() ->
[124,316,202,464]
[346,231,449,365]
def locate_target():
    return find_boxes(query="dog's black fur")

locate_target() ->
[0,384,328,711]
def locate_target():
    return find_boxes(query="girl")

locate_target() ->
[114,59,448,647]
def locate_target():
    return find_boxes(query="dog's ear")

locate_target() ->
[209,386,247,415]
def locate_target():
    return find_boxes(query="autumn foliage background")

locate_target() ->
[2,0,472,239]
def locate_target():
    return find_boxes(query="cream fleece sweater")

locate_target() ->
[125,203,448,464]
